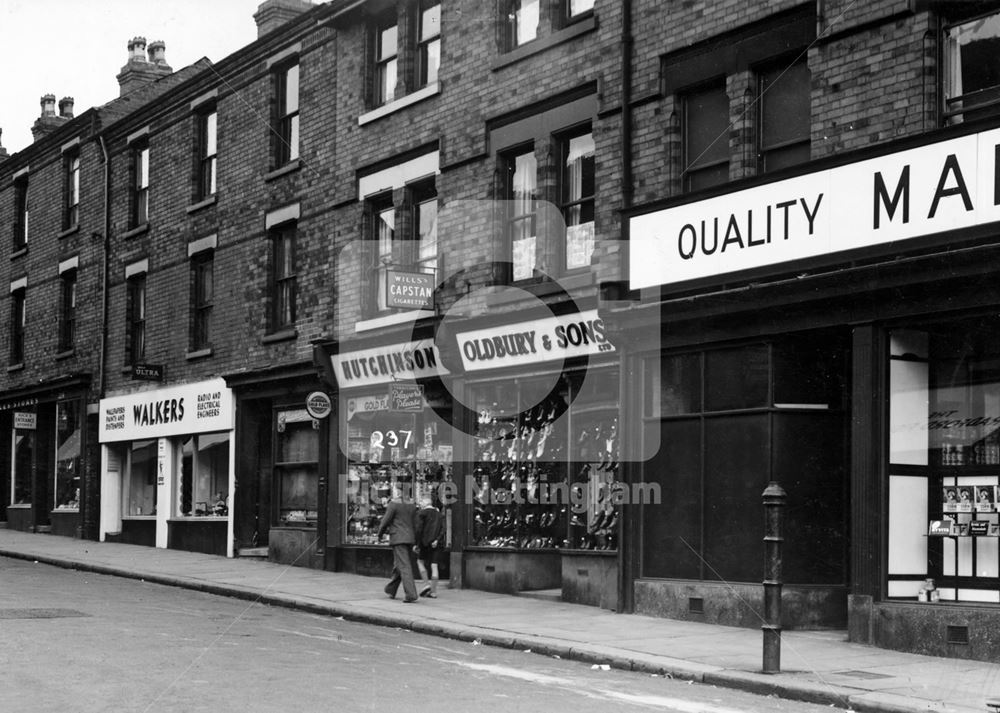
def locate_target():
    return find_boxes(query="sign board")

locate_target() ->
[389,383,424,412]
[131,363,164,381]
[629,127,1000,289]
[385,269,435,310]
[347,393,390,420]
[305,391,333,420]
[13,412,36,430]
[99,378,234,442]
[327,339,448,388]
[454,309,615,372]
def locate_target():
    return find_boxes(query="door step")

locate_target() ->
[237,547,269,559]
[518,588,562,603]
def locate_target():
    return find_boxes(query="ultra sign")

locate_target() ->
[629,127,1000,289]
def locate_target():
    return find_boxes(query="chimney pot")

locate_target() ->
[40,94,57,117]
[59,97,75,118]
[128,36,148,62]
[147,40,167,65]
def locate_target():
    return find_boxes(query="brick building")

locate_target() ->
[4,0,1000,660]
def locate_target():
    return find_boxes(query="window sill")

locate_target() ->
[55,348,75,360]
[10,247,27,261]
[7,363,24,373]
[355,309,435,333]
[186,195,217,214]
[58,224,79,239]
[265,160,302,182]
[358,82,441,126]
[123,223,150,240]
[8,504,30,509]
[262,328,298,344]
[492,16,597,71]
[122,515,156,520]
[185,348,213,360]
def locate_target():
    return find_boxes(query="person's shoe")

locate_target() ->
[426,592,437,598]
[384,585,397,599]
[402,597,418,603]
[419,585,432,597]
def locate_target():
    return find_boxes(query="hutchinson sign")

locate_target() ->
[629,127,1000,289]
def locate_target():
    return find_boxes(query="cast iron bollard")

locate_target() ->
[762,481,787,673]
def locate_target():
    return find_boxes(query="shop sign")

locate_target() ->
[389,382,424,412]
[454,309,614,372]
[385,269,435,310]
[327,339,448,388]
[13,412,36,430]
[629,126,1000,289]
[305,391,333,420]
[0,398,38,411]
[98,378,234,442]
[347,394,390,419]
[131,363,164,382]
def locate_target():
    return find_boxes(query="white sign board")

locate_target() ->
[13,412,36,430]
[455,309,614,372]
[99,378,234,442]
[329,340,448,388]
[629,127,1000,289]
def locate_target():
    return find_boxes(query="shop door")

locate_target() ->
[234,401,271,551]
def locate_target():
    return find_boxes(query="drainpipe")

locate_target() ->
[621,0,633,210]
[97,134,110,402]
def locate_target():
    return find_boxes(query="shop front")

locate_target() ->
[620,122,1000,659]
[97,378,235,557]
[317,336,454,579]
[0,379,90,538]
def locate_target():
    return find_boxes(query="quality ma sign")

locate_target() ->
[629,127,1000,289]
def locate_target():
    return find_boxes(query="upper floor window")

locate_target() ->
[275,63,300,166]
[191,251,213,351]
[12,176,28,251]
[375,15,398,105]
[418,2,441,87]
[271,222,297,331]
[127,272,146,364]
[504,145,538,281]
[758,59,811,172]
[197,109,217,199]
[368,193,396,314]
[10,287,25,364]
[506,0,539,49]
[566,0,594,20]
[944,10,1000,124]
[682,82,730,192]
[131,142,149,227]
[412,181,438,275]
[58,269,76,352]
[559,128,595,271]
[64,153,80,229]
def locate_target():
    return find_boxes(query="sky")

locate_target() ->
[0,0,311,154]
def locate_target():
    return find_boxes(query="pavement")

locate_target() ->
[1,529,999,713]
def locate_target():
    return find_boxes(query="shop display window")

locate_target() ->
[275,409,318,525]
[889,319,1000,602]
[178,432,230,517]
[10,429,33,506]
[471,366,620,550]
[54,400,81,510]
[344,386,453,545]
[123,440,157,517]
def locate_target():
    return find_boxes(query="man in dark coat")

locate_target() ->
[378,485,419,602]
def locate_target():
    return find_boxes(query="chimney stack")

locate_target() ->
[117,36,173,96]
[31,93,68,141]
[254,0,313,38]
[59,97,75,119]
[0,129,8,162]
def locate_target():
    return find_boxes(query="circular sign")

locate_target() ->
[305,391,333,420]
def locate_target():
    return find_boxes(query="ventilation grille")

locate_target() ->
[946,625,969,645]
[688,597,704,614]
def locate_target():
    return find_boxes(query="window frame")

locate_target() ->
[274,61,300,167]
[190,250,214,351]
[196,109,218,200]
[756,57,811,173]
[557,125,596,272]
[942,8,1000,125]
[502,143,538,282]
[417,1,441,88]
[506,0,539,50]
[366,192,396,316]
[410,179,438,276]
[374,13,399,106]
[273,407,320,527]
[58,269,76,352]
[64,152,80,230]
[681,80,731,193]
[565,0,595,22]
[270,221,297,331]
[126,272,146,365]
[13,177,28,251]
[131,141,150,227]
[10,287,25,364]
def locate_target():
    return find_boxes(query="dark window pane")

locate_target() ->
[705,344,769,411]
[685,84,729,168]
[760,61,810,152]
[773,332,847,407]
[655,353,701,416]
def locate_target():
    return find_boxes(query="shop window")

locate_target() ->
[54,401,81,510]
[275,409,318,525]
[682,81,730,192]
[889,318,1000,602]
[58,269,76,352]
[273,62,300,166]
[344,385,453,544]
[64,151,80,229]
[374,14,398,106]
[758,59,810,172]
[10,429,34,506]
[13,176,28,251]
[178,433,230,517]
[417,1,441,87]
[130,141,149,228]
[9,287,25,365]
[705,344,768,411]
[196,108,217,200]
[190,251,213,351]
[126,273,146,364]
[505,0,539,50]
[944,9,1000,124]
[503,145,537,281]
[122,440,157,517]
[558,127,595,271]
[270,221,297,330]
